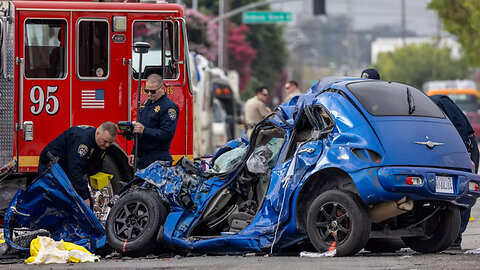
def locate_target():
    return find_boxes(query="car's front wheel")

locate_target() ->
[106,189,167,256]
[306,190,371,256]
[402,205,460,253]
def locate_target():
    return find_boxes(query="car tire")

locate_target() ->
[106,189,167,256]
[363,238,405,253]
[402,206,460,253]
[306,190,371,256]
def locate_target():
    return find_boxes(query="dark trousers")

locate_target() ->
[457,136,479,245]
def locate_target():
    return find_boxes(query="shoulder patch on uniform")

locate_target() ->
[78,144,89,157]
[168,108,177,120]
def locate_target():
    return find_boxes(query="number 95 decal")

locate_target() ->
[30,86,60,115]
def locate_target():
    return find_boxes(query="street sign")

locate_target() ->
[242,11,292,24]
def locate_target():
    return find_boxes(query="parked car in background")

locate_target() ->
[103,77,480,257]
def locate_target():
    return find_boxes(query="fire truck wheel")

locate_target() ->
[102,154,131,194]
[106,189,167,256]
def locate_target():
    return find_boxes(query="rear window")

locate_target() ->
[347,81,445,118]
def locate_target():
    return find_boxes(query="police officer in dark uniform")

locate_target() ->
[430,94,479,250]
[128,73,178,170]
[38,121,117,207]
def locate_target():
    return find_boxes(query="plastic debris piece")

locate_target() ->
[25,236,99,264]
[300,249,337,257]
[400,255,413,259]
[464,248,480,254]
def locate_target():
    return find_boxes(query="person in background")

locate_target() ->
[283,80,303,103]
[244,86,271,138]
[129,73,179,170]
[38,122,117,207]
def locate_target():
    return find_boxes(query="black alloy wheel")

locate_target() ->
[306,190,370,256]
[402,204,460,253]
[106,189,167,256]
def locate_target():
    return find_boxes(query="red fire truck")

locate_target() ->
[0,0,193,217]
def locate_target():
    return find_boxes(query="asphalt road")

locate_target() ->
[2,202,479,270]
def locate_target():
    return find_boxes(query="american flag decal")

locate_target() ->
[81,89,105,109]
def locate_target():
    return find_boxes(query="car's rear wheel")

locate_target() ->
[106,189,167,256]
[306,190,370,256]
[402,205,460,253]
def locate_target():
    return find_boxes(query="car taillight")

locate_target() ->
[469,182,479,191]
[406,176,422,186]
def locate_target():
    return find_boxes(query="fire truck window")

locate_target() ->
[77,20,109,79]
[24,19,66,79]
[132,21,178,80]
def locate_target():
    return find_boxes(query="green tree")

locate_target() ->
[374,43,470,89]
[429,0,480,66]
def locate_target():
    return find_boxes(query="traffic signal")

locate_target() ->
[313,0,326,15]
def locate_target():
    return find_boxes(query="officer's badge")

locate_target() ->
[77,144,88,157]
[154,105,161,113]
[168,108,177,120]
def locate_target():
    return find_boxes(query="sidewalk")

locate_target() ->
[462,201,480,250]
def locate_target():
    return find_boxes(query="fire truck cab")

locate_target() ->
[0,0,193,217]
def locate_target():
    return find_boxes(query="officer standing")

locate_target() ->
[128,73,179,170]
[430,94,479,250]
[38,121,117,207]
[283,80,303,103]
[244,86,271,137]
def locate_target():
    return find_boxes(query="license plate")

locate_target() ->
[435,176,454,194]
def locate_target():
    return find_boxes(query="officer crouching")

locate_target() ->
[128,73,179,170]
[38,121,117,207]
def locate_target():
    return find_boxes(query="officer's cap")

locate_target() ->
[360,68,381,80]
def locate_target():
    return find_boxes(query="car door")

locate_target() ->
[270,104,335,221]
[17,12,70,172]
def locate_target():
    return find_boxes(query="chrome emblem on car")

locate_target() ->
[414,136,444,149]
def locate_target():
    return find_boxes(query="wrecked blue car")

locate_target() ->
[105,78,480,257]
[4,162,106,253]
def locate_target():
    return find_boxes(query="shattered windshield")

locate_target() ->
[209,146,248,174]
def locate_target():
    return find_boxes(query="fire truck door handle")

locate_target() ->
[128,59,132,122]
[18,58,24,131]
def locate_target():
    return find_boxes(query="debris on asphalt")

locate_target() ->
[464,248,480,254]
[25,236,99,264]
[300,249,336,257]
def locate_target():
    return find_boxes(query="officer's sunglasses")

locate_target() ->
[144,85,164,94]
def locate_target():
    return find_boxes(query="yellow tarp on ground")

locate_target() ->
[25,236,99,264]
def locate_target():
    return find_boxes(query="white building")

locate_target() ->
[371,36,462,63]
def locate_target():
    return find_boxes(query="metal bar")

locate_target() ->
[18,58,24,130]
[133,54,143,172]
[128,59,132,122]
[16,8,178,13]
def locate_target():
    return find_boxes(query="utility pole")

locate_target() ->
[401,0,406,46]
[218,0,225,69]
[192,0,198,10]
[347,0,354,75]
